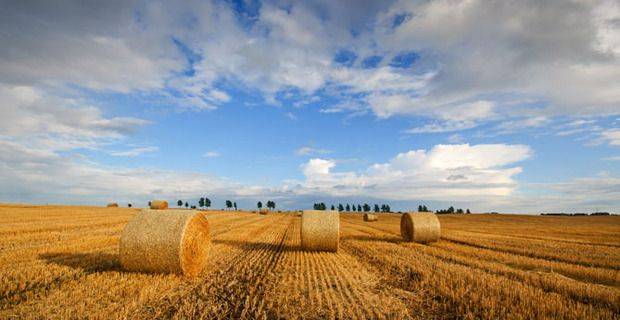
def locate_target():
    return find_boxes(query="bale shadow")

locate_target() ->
[341,234,403,244]
[39,252,122,274]
[213,239,301,252]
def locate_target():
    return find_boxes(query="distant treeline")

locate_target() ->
[540,212,611,216]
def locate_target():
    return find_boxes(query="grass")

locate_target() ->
[0,205,618,319]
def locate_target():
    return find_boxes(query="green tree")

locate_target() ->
[345,204,351,211]
[205,198,211,208]
[128,203,132,208]
[374,204,380,212]
[225,200,232,210]
[233,202,237,210]
[199,197,205,208]
[331,205,335,210]
[177,200,183,207]
[357,204,362,212]
[148,201,151,207]
[338,204,344,212]
[257,201,263,209]
[363,203,370,212]
[184,201,189,208]
[466,208,471,214]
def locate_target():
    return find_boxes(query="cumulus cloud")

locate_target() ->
[290,144,533,201]
[599,129,620,146]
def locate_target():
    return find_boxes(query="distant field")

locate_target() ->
[0,204,618,319]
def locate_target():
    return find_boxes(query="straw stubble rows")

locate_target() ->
[0,205,618,319]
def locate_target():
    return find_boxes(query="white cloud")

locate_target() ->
[603,156,620,161]
[291,143,532,201]
[202,151,221,158]
[109,146,159,157]
[600,129,620,146]
[296,146,332,156]
[405,120,477,134]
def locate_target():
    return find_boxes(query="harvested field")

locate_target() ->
[0,204,618,319]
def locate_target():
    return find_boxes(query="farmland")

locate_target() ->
[0,204,618,319]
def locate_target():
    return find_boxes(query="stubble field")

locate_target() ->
[0,204,618,319]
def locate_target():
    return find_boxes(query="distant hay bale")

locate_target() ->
[149,200,168,210]
[301,210,339,252]
[106,203,118,208]
[259,208,269,215]
[363,213,378,222]
[119,209,211,277]
[400,212,441,243]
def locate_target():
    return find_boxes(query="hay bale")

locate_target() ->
[119,209,211,277]
[400,212,441,243]
[259,208,269,215]
[149,200,168,210]
[363,213,378,222]
[301,210,339,252]
[106,203,119,208]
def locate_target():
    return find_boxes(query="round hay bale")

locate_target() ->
[259,208,269,215]
[363,213,378,222]
[300,210,339,252]
[119,209,211,277]
[106,202,119,208]
[149,200,168,210]
[400,212,441,243]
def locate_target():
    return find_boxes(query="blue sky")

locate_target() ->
[0,0,619,213]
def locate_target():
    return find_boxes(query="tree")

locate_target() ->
[268,201,276,210]
[226,200,232,210]
[345,204,351,211]
[205,198,211,208]
[185,201,189,208]
[330,205,335,210]
[257,201,263,209]
[351,204,356,212]
[374,204,380,212]
[363,203,370,212]
[177,200,183,207]
[456,208,464,214]
[233,202,237,210]
[357,204,362,212]
[385,204,391,212]
[466,208,471,214]
[338,204,344,212]
[418,205,423,212]
[199,197,205,208]
[448,206,455,214]
[148,201,151,207]
[128,203,132,208]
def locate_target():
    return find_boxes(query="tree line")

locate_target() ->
[312,203,392,213]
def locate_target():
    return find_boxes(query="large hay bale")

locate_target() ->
[119,209,211,277]
[363,213,378,222]
[106,203,119,208]
[301,210,339,252]
[259,208,269,215]
[149,200,168,210]
[400,212,441,243]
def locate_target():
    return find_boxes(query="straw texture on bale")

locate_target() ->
[259,208,269,215]
[363,213,378,222]
[301,210,339,252]
[149,200,168,210]
[400,212,441,243]
[106,203,119,208]
[119,209,211,277]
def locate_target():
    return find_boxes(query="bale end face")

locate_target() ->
[149,200,168,210]
[400,212,441,243]
[259,209,269,215]
[119,209,211,277]
[301,210,339,252]
[106,203,119,208]
[363,213,378,222]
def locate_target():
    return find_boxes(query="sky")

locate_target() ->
[0,0,619,213]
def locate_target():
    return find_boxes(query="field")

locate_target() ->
[1,204,619,319]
